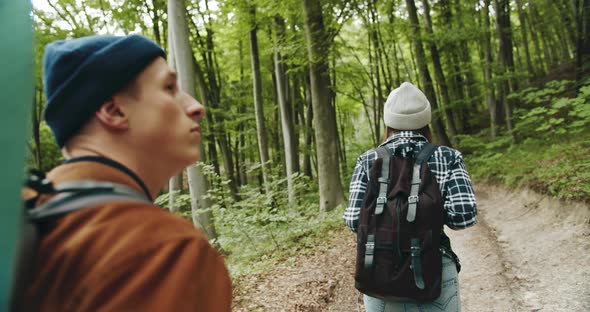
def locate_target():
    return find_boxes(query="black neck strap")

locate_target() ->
[63,156,153,202]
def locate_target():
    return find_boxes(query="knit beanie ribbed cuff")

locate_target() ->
[383,82,432,130]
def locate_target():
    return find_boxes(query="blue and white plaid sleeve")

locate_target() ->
[443,151,477,228]
[343,155,369,232]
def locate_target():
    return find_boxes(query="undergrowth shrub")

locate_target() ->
[457,79,590,203]
[156,162,343,277]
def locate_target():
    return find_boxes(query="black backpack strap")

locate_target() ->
[407,143,437,222]
[374,146,390,215]
[28,181,152,220]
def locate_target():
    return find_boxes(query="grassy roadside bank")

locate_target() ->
[459,132,590,204]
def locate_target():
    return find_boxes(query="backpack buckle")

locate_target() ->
[365,241,375,254]
[376,196,387,205]
[26,170,54,194]
[408,195,419,204]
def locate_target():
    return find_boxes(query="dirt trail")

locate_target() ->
[232,185,590,311]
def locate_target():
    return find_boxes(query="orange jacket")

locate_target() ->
[23,161,232,311]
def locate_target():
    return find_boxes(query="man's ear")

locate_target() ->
[95,97,129,130]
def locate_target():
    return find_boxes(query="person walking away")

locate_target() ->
[344,82,477,311]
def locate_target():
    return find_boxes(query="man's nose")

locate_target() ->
[185,93,206,121]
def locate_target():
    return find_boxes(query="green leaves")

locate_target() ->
[512,79,590,139]
[458,77,589,203]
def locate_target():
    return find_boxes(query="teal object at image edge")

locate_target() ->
[0,1,33,311]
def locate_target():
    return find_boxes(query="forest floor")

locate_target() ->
[232,184,590,311]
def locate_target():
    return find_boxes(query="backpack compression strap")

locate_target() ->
[407,143,437,290]
[364,146,391,272]
[374,146,391,215]
[406,143,437,223]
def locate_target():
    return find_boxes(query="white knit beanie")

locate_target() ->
[383,82,431,130]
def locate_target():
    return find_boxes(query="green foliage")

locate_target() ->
[511,80,590,139]
[461,134,590,203]
[457,79,590,204]
[27,122,63,172]
[154,190,192,211]
[194,163,341,277]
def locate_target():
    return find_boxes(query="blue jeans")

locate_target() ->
[363,254,460,312]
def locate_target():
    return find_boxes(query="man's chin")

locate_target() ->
[185,149,201,165]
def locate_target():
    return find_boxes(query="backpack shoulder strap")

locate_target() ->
[12,181,153,312]
[415,143,437,167]
[407,143,437,223]
[374,146,391,215]
[28,181,152,221]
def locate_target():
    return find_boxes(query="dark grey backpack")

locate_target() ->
[355,144,445,302]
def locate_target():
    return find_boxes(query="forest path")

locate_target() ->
[232,185,590,311]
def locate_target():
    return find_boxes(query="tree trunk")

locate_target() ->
[575,0,590,89]
[481,0,499,138]
[31,87,42,169]
[168,0,217,240]
[526,0,546,74]
[439,0,463,134]
[248,5,271,194]
[150,0,162,46]
[273,14,297,211]
[303,72,314,178]
[290,75,301,174]
[494,0,517,142]
[367,30,380,144]
[421,0,457,141]
[166,28,183,213]
[454,0,479,133]
[218,133,240,200]
[237,38,248,186]
[168,173,183,212]
[554,0,578,51]
[405,0,452,147]
[515,0,534,78]
[302,0,345,212]
[366,0,384,143]
[530,2,556,67]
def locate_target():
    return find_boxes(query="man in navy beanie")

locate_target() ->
[22,34,232,311]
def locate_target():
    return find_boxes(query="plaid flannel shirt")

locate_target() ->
[344,131,477,232]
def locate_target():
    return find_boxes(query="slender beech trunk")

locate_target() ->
[168,0,217,240]
[166,28,183,212]
[248,5,271,194]
[273,15,297,210]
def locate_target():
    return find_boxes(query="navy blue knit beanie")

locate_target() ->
[42,34,166,147]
